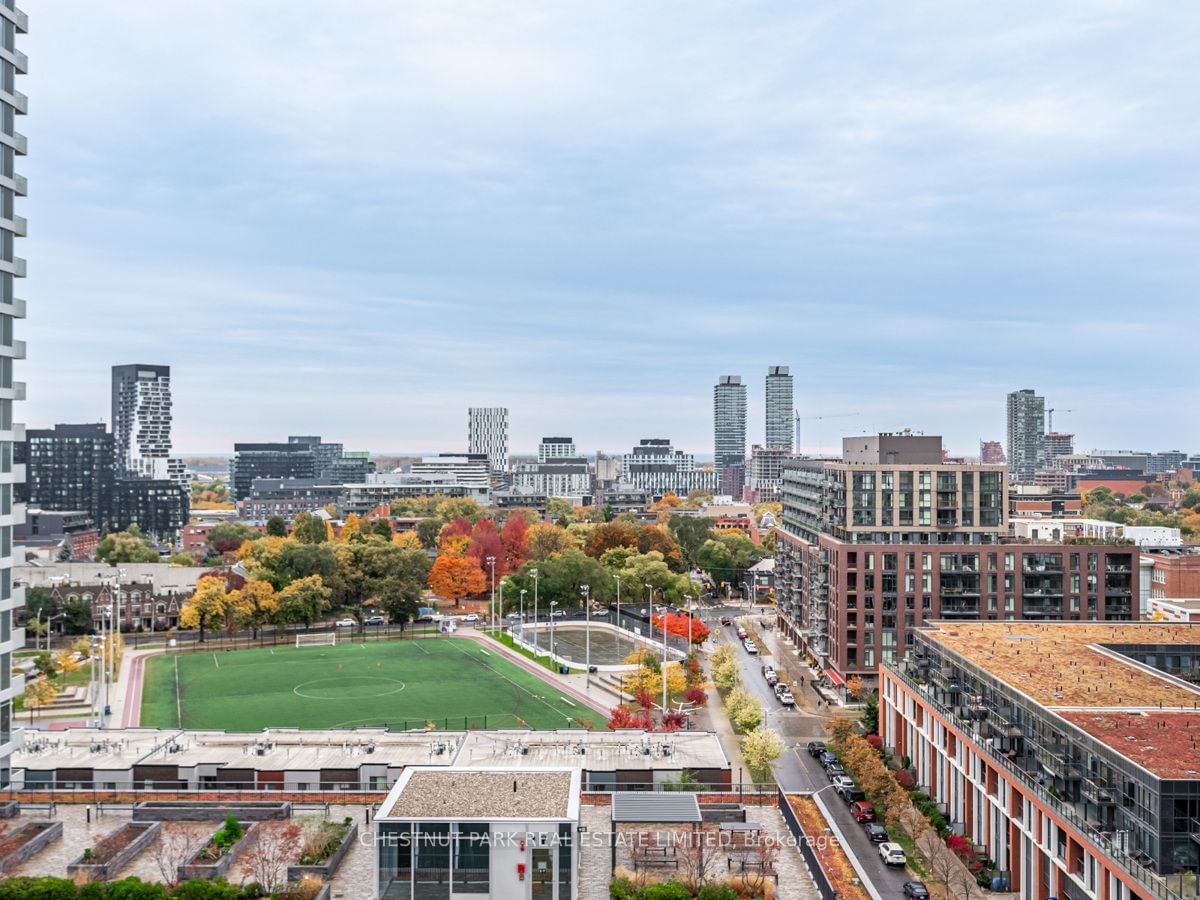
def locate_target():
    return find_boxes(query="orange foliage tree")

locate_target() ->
[429,549,486,606]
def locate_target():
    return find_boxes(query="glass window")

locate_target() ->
[453,824,489,894]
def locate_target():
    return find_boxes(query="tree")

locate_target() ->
[525,524,575,560]
[467,518,506,577]
[607,706,653,730]
[501,515,528,570]
[24,586,54,624]
[206,522,259,555]
[392,530,423,550]
[265,516,288,537]
[372,519,393,539]
[179,576,231,643]
[742,727,786,775]
[846,674,865,701]
[584,521,639,559]
[429,549,487,606]
[166,552,197,566]
[52,649,81,675]
[153,826,206,886]
[649,492,683,519]
[277,575,332,627]
[637,526,685,572]
[684,489,713,508]
[668,515,713,566]
[96,525,160,564]
[546,497,575,522]
[1180,487,1200,510]
[696,539,736,586]
[861,692,879,733]
[228,579,279,637]
[240,821,302,893]
[435,496,485,523]
[716,531,765,570]
[416,518,444,549]
[291,511,328,544]
[339,513,363,542]
[724,688,763,732]
[277,540,338,586]
[23,679,60,721]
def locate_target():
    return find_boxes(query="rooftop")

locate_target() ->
[922,621,1200,710]
[1058,711,1200,780]
[383,768,578,820]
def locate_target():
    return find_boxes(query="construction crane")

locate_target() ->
[795,410,859,456]
[1047,408,1075,432]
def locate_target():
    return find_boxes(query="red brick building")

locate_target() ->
[1145,549,1200,599]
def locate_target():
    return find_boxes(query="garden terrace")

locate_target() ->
[1057,710,1200,780]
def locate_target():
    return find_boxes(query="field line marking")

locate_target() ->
[445,639,575,724]
[412,640,429,655]
[213,654,219,668]
[174,655,182,729]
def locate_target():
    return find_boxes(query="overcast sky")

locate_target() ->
[18,2,1199,456]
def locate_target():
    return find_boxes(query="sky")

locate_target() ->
[17,2,1200,457]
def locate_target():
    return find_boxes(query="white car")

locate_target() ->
[334,618,356,628]
[550,609,567,618]
[777,690,795,706]
[506,612,523,620]
[461,613,479,622]
[744,643,759,655]
[591,607,609,616]
[831,775,855,795]
[879,843,907,866]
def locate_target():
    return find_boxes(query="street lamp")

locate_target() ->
[486,556,496,635]
[531,568,539,653]
[612,573,621,630]
[520,589,527,635]
[661,603,670,716]
[581,585,591,679]
[644,583,654,638]
[549,601,558,661]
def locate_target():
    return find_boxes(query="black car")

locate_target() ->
[818,751,837,767]
[806,741,826,758]
[902,883,930,899]
[863,823,888,843]
[843,788,866,805]
[825,762,846,780]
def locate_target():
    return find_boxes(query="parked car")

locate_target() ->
[863,823,888,843]
[807,741,826,758]
[744,642,759,655]
[736,628,747,640]
[764,672,779,687]
[461,613,479,622]
[364,615,386,626]
[879,843,906,866]
[818,751,837,767]
[761,664,775,677]
[719,616,733,626]
[902,883,930,899]
[849,801,875,823]
[843,788,866,805]
[506,612,523,620]
[825,763,846,780]
[334,618,356,627]
[550,609,567,618]
[777,690,795,706]
[591,607,609,616]
[831,776,855,795]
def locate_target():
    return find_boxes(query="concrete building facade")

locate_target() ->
[468,407,508,474]
[764,365,793,452]
[1006,389,1045,483]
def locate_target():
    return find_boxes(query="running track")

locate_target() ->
[118,635,608,730]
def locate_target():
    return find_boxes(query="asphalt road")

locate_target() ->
[716,618,918,899]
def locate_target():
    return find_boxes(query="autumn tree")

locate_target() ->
[96,525,160,564]
[277,575,332,627]
[180,575,231,642]
[467,517,506,577]
[637,525,685,571]
[23,679,59,721]
[392,530,423,550]
[584,521,639,559]
[265,516,288,537]
[339,513,363,542]
[439,516,473,547]
[206,522,259,555]
[526,523,575,560]
[228,579,279,638]
[742,727,786,776]
[240,821,302,893]
[500,515,528,570]
[291,511,328,544]
[430,548,487,607]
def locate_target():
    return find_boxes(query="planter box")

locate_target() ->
[178,822,259,882]
[134,800,291,822]
[0,821,64,874]
[287,822,358,882]
[0,802,18,819]
[67,821,161,882]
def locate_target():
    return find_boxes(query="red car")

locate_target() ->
[850,801,876,823]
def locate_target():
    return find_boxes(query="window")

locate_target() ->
[453,824,490,894]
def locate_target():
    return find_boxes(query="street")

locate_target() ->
[714,615,916,898]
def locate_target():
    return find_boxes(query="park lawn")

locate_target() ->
[140,636,602,731]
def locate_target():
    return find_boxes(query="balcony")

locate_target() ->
[1191,819,1200,847]
[1081,779,1116,807]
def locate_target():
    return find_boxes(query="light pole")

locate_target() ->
[613,573,621,630]
[644,584,654,638]
[520,589,527,637]
[549,601,558,662]
[531,568,539,653]
[581,585,590,679]
[486,556,496,635]
[686,596,694,647]
[662,605,670,716]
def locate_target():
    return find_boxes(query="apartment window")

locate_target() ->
[1004,553,1014,571]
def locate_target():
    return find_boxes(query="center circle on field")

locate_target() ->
[293,676,406,700]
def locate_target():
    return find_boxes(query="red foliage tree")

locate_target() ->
[501,515,528,570]
[584,521,639,559]
[865,733,884,751]
[439,517,473,546]
[607,706,654,731]
[652,612,709,645]
[635,689,655,710]
[946,833,973,863]
[684,686,708,707]
[660,710,687,731]
[467,518,507,577]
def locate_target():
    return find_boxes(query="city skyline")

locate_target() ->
[19,3,1200,454]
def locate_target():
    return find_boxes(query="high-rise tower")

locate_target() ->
[1006,389,1045,483]
[765,366,794,451]
[111,364,184,484]
[468,407,509,474]
[714,376,747,495]
[0,1,28,789]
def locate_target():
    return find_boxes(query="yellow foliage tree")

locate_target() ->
[525,524,576,560]
[23,679,59,720]
[623,661,687,699]
[340,513,362,541]
[229,579,279,636]
[52,650,81,674]
[846,675,864,701]
[392,530,423,550]
[180,575,231,643]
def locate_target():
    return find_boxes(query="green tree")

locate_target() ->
[265,516,288,537]
[166,552,196,566]
[667,515,713,566]
[696,539,735,586]
[546,497,575,523]
[24,586,54,624]
[416,518,445,549]
[372,519,393,539]
[277,575,332,627]
[1179,487,1200,510]
[96,526,160,564]
[291,511,328,544]
[506,549,613,611]
[861,692,879,733]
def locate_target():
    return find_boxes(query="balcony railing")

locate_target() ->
[884,661,1186,900]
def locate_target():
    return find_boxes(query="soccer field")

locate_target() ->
[139,637,603,731]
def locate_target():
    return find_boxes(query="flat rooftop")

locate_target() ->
[1058,711,1200,780]
[456,729,728,771]
[384,768,578,820]
[924,621,1200,710]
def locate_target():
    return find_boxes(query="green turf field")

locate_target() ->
[139,637,601,731]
